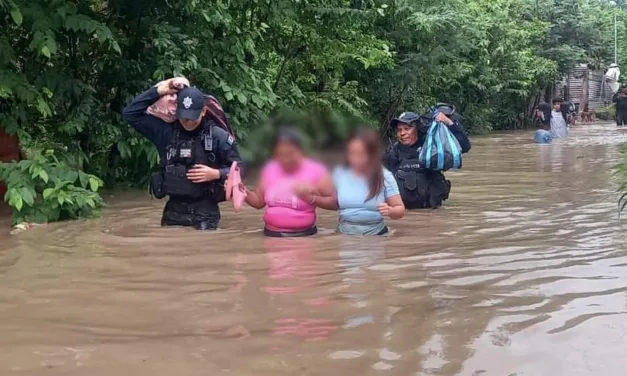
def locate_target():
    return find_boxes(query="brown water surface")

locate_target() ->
[2,123,627,375]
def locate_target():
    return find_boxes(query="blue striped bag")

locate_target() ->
[418,119,463,171]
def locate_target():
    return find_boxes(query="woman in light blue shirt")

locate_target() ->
[297,129,405,235]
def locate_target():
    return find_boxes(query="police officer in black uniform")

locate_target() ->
[122,78,242,230]
[383,109,471,209]
[613,88,627,127]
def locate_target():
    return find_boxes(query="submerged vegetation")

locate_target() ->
[1,0,627,223]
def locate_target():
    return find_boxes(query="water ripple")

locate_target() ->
[1,123,626,375]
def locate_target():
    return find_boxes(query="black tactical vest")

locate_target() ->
[394,144,424,206]
[161,125,219,199]
[393,143,451,209]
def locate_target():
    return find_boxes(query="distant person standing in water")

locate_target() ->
[550,98,568,138]
[612,88,627,127]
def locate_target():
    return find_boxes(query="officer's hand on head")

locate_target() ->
[435,112,454,126]
[187,164,220,183]
[156,78,188,96]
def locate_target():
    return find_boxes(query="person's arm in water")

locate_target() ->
[311,173,339,210]
[292,172,339,210]
[377,170,405,219]
[241,162,269,209]
[436,113,471,153]
[224,175,265,208]
[245,184,266,209]
[378,195,405,219]
[122,81,175,151]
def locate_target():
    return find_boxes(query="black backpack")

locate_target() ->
[419,103,461,126]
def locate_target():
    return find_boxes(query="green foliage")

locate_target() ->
[0,151,103,225]
[363,0,560,134]
[596,103,615,121]
[539,0,618,73]
[2,0,627,224]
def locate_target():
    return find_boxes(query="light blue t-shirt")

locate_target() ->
[333,166,400,224]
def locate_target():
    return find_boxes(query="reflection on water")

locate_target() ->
[263,237,338,342]
[2,123,627,375]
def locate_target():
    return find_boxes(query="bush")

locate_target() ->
[596,104,615,121]
[0,151,104,225]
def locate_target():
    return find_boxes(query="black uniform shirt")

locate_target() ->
[122,87,242,179]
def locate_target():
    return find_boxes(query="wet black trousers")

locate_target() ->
[161,196,220,230]
[617,111,627,126]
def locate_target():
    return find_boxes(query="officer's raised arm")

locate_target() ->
[122,80,179,151]
[448,120,471,153]
[435,112,471,153]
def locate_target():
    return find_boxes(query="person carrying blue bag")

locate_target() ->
[383,104,471,209]
[418,107,463,171]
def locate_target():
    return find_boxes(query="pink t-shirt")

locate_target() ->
[261,158,327,231]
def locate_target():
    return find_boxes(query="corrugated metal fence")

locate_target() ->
[558,64,613,112]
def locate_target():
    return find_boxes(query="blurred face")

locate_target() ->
[178,108,207,131]
[553,102,562,111]
[396,123,418,146]
[274,141,303,173]
[346,139,370,173]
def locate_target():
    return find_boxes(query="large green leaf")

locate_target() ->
[10,6,22,26]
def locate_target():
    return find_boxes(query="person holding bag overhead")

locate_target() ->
[383,106,471,209]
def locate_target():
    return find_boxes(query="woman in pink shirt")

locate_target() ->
[244,127,331,237]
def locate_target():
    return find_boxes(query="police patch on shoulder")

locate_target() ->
[226,135,234,145]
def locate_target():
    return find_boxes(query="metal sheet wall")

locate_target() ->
[558,64,613,111]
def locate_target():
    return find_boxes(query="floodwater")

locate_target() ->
[1,123,627,376]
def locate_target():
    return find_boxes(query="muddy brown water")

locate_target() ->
[2,123,627,376]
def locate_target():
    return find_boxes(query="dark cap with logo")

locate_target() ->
[176,87,205,120]
[391,111,421,129]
